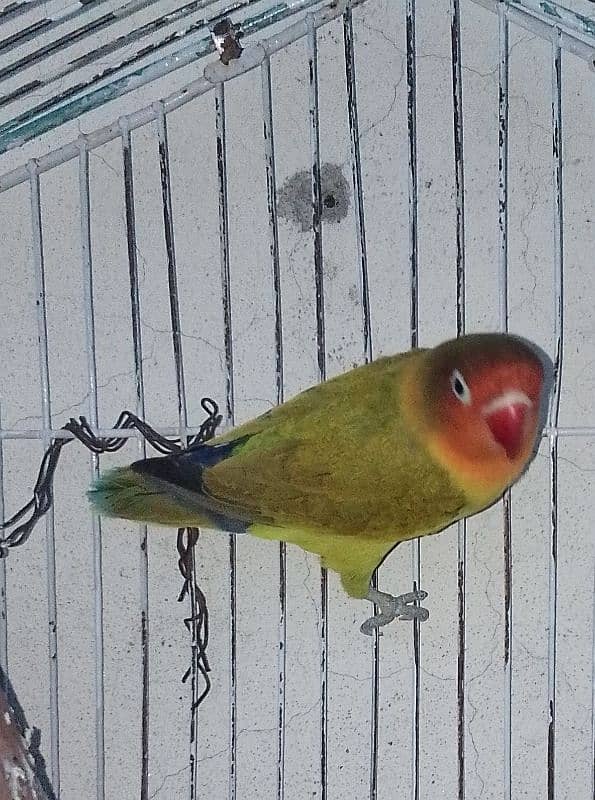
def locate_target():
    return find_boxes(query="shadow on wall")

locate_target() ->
[277,162,351,231]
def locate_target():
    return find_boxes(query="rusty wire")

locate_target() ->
[0,397,222,709]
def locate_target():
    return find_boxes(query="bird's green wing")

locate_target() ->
[203,351,465,537]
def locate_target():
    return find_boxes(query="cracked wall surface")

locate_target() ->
[0,1,593,799]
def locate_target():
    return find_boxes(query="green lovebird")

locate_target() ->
[89,333,549,633]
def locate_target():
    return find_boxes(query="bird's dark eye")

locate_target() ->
[450,369,472,405]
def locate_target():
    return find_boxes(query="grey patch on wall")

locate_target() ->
[277,163,350,231]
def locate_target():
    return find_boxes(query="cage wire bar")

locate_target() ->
[449,0,468,797]
[120,117,151,800]
[404,0,421,798]
[154,102,209,800]
[259,49,287,800]
[29,162,62,796]
[0,0,165,86]
[0,0,592,156]
[0,0,48,25]
[79,140,107,800]
[496,3,513,798]
[305,16,329,800]
[548,28,564,800]
[213,80,240,800]
[342,8,378,799]
[0,0,348,153]
[0,0,593,798]
[0,0,114,57]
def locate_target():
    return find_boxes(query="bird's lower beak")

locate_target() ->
[485,402,529,460]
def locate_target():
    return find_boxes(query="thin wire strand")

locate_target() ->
[28,161,61,798]
[214,82,238,800]
[156,107,188,432]
[343,8,372,366]
[547,29,564,800]
[497,5,513,799]
[260,53,286,800]
[156,102,214,786]
[121,120,150,800]
[404,0,421,797]
[307,16,328,800]
[78,141,106,800]
[342,7,377,798]
[1,423,592,442]
[449,1,467,797]
[155,104,204,800]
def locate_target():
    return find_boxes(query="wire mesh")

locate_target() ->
[0,1,593,798]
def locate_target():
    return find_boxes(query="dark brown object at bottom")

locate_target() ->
[0,672,54,800]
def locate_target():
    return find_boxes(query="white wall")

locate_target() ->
[0,1,593,798]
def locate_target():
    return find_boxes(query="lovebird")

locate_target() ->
[89,333,549,634]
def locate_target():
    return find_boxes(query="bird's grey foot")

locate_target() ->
[360,587,429,636]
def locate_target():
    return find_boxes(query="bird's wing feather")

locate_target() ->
[200,350,467,537]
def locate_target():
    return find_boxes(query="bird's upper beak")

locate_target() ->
[483,391,532,460]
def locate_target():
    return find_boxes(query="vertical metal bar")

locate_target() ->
[214,84,237,800]
[0,401,7,690]
[547,30,564,800]
[342,7,377,798]
[406,0,419,353]
[497,6,513,800]
[261,55,284,407]
[155,106,189,432]
[28,160,61,797]
[214,87,235,429]
[405,1,421,798]
[307,16,326,382]
[449,1,467,797]
[260,53,286,800]
[497,1,509,334]
[343,8,372,366]
[120,119,150,800]
[450,0,466,342]
[77,140,105,800]
[155,104,197,797]
[307,16,327,800]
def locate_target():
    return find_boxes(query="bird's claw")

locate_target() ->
[360,588,429,635]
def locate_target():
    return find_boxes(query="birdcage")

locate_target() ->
[0,0,593,798]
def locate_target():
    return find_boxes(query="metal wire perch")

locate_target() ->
[0,398,222,711]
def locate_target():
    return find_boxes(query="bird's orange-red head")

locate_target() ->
[414,333,548,499]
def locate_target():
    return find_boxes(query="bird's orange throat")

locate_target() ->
[425,431,528,505]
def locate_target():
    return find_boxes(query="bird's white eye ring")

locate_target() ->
[450,369,472,405]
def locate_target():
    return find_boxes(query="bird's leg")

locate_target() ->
[360,587,429,636]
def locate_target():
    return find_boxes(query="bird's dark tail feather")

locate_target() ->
[88,466,210,527]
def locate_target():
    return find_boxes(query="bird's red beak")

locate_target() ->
[485,403,528,460]
[485,402,529,460]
